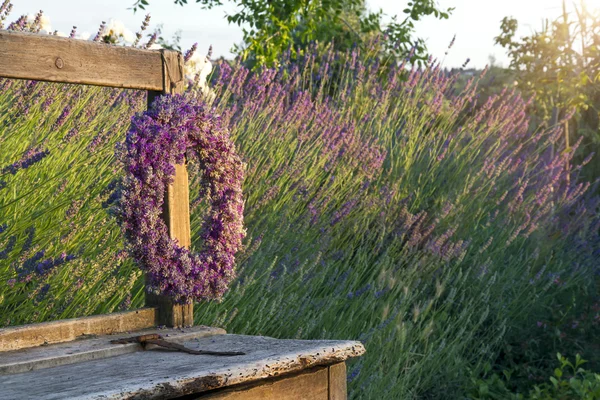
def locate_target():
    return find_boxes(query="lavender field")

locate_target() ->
[0,16,599,399]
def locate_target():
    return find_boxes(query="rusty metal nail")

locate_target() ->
[55,57,64,69]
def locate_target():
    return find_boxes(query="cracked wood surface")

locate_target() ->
[0,334,365,399]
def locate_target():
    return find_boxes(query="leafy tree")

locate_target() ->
[132,0,453,68]
[495,0,600,178]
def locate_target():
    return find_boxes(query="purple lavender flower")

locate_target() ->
[61,128,80,144]
[0,235,16,259]
[35,283,51,302]
[41,97,53,112]
[34,253,76,276]
[184,43,198,63]
[93,21,106,42]
[134,14,151,47]
[2,147,50,175]
[144,31,158,49]
[87,128,110,153]
[331,199,359,226]
[53,104,73,129]
[118,93,246,303]
[21,226,35,253]
[119,293,132,311]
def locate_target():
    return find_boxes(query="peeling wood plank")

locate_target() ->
[0,308,157,352]
[0,30,165,90]
[198,366,329,399]
[0,335,365,399]
[328,362,347,400]
[0,326,225,375]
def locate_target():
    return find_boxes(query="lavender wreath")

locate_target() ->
[119,94,245,303]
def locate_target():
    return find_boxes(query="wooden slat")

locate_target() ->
[145,50,194,328]
[0,308,157,351]
[0,29,166,90]
[328,362,347,400]
[199,367,329,400]
[0,326,225,375]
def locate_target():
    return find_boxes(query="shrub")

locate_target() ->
[468,354,600,399]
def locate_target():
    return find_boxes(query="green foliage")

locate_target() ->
[469,354,600,399]
[466,278,600,398]
[156,26,183,51]
[131,0,452,68]
[495,8,592,123]
[495,0,600,179]
[381,0,452,63]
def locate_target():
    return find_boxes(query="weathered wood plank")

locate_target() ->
[0,326,225,375]
[0,335,365,399]
[145,282,194,328]
[0,308,157,351]
[160,49,186,95]
[157,50,190,249]
[0,30,165,90]
[166,163,192,248]
[145,50,194,328]
[328,362,347,400]
[198,366,329,399]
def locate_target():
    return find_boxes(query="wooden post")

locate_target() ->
[145,50,194,328]
[328,362,347,400]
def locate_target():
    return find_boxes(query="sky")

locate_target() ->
[8,0,598,68]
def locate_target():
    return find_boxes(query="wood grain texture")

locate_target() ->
[0,326,225,375]
[328,362,347,400]
[0,30,165,90]
[0,334,365,399]
[166,163,192,248]
[197,367,329,400]
[145,50,193,328]
[160,49,186,95]
[0,308,157,351]
[145,284,194,328]
[159,49,190,251]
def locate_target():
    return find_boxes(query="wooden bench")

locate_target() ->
[0,318,364,399]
